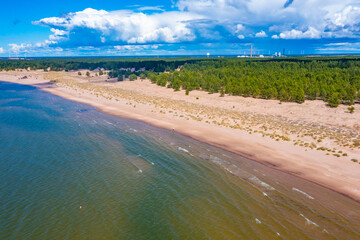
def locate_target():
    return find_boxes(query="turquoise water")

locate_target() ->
[0,81,360,240]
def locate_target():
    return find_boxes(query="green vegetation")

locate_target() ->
[0,57,194,72]
[1,56,360,106]
[151,57,360,106]
[129,74,137,81]
[348,106,355,113]
[328,93,340,108]
[139,73,146,79]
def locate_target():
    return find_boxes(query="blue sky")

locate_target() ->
[1,0,360,56]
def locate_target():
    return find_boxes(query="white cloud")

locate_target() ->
[8,41,62,54]
[8,43,33,53]
[138,6,164,11]
[35,40,56,48]
[317,42,360,52]
[235,24,245,33]
[176,0,287,24]
[177,0,360,38]
[326,6,360,29]
[176,0,318,29]
[255,30,267,38]
[34,8,200,45]
[325,42,350,46]
[49,28,68,41]
[0,47,4,53]
[114,44,161,51]
[325,5,360,37]
[279,27,321,39]
[22,0,360,53]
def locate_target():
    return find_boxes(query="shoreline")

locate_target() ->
[1,70,359,202]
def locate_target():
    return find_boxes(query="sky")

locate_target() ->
[1,0,360,57]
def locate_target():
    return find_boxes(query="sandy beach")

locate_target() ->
[1,70,360,201]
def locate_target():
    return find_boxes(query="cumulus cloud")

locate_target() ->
[49,28,68,41]
[0,47,4,53]
[235,24,245,33]
[279,27,321,39]
[8,41,63,54]
[326,6,360,29]
[35,40,56,48]
[255,30,267,38]
[176,0,360,38]
[8,43,32,53]
[33,8,200,46]
[16,0,360,54]
[176,0,287,24]
[324,5,360,37]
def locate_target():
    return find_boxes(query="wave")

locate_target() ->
[178,147,189,153]
[292,187,314,200]
[249,176,275,191]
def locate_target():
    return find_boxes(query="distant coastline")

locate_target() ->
[2,53,360,60]
[1,69,360,202]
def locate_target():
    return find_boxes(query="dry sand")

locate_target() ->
[1,70,360,202]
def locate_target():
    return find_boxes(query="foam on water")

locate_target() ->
[300,213,319,227]
[249,176,276,191]
[178,147,189,153]
[292,187,315,200]
[104,120,115,126]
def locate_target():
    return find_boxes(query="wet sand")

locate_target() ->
[1,70,359,202]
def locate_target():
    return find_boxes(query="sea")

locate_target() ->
[0,81,359,239]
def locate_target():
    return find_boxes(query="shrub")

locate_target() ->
[328,93,339,108]
[129,74,137,81]
[348,106,355,113]
[220,88,225,97]
[140,73,146,79]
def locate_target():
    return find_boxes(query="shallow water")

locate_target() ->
[0,81,359,240]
